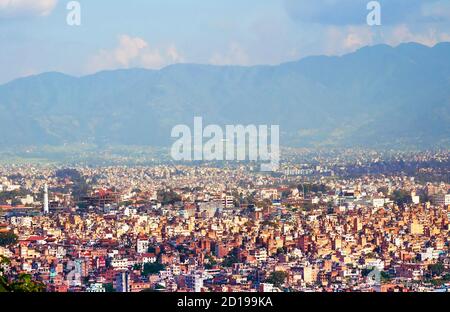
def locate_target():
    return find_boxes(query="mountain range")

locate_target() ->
[1,42,449,149]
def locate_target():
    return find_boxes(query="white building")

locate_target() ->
[185,273,204,292]
[19,195,34,206]
[372,198,385,208]
[251,248,268,263]
[412,195,420,205]
[259,283,274,292]
[116,271,130,292]
[43,184,49,214]
[431,194,450,206]
[111,258,130,270]
[136,237,149,254]
[86,283,106,292]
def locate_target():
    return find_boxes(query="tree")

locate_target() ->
[9,274,45,292]
[377,187,389,196]
[0,190,29,205]
[361,268,373,277]
[276,247,286,256]
[391,190,412,206]
[265,271,287,288]
[0,255,10,265]
[0,232,18,247]
[204,254,217,269]
[104,283,115,293]
[55,168,91,201]
[428,263,445,277]
[157,190,181,205]
[297,184,329,195]
[0,259,46,293]
[222,248,240,267]
[0,275,9,292]
[442,273,450,282]
[0,256,11,292]
[380,271,392,283]
[142,263,166,276]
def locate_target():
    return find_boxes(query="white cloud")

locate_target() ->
[386,24,450,47]
[0,0,57,18]
[86,35,184,73]
[318,23,450,57]
[167,45,184,63]
[210,42,249,66]
[323,26,375,55]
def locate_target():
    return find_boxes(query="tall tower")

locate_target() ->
[43,183,49,214]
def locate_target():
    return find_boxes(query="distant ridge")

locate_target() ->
[0,42,449,149]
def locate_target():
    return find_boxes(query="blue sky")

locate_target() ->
[1,0,450,83]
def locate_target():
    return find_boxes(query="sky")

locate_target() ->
[0,0,450,84]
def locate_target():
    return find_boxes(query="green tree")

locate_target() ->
[428,263,445,277]
[0,256,11,292]
[377,187,389,196]
[297,184,329,195]
[222,248,240,267]
[361,268,373,277]
[265,271,287,288]
[9,274,45,292]
[0,256,10,265]
[391,190,412,206]
[157,190,181,205]
[0,259,45,293]
[0,190,29,205]
[380,271,392,283]
[142,263,166,276]
[104,283,116,292]
[204,254,217,269]
[0,275,9,292]
[442,273,450,282]
[276,247,286,255]
[0,232,18,247]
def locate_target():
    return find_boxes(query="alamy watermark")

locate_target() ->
[171,117,280,172]
[67,1,81,26]
[367,267,382,291]
[65,1,379,27]
[367,1,381,26]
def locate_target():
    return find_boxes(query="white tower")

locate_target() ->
[43,183,49,214]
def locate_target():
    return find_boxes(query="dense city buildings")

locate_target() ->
[0,150,449,292]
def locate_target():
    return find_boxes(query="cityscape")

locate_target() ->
[1,149,450,292]
[1,0,450,298]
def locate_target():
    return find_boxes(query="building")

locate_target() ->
[221,194,234,208]
[185,273,204,292]
[373,198,385,208]
[259,283,274,292]
[431,194,450,206]
[136,237,149,254]
[86,283,106,292]
[43,184,49,214]
[409,220,424,235]
[83,189,121,208]
[198,201,222,218]
[250,248,268,263]
[116,271,130,292]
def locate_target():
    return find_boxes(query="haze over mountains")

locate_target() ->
[1,42,449,149]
